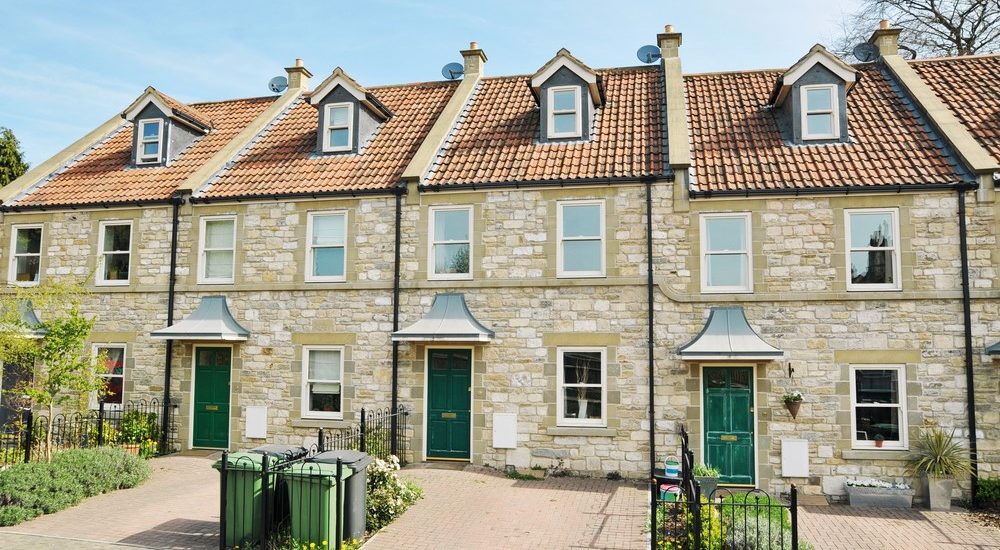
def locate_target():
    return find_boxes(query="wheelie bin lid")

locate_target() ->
[311,450,374,470]
[212,451,278,472]
[250,444,308,461]
[284,460,354,479]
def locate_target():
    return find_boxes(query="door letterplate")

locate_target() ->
[205,405,219,411]
[719,434,737,442]
[441,412,457,419]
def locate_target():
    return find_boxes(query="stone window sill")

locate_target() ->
[290,419,350,429]
[842,449,909,461]
[546,427,617,437]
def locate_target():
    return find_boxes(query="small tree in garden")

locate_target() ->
[0,279,106,462]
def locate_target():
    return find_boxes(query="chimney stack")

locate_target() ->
[460,41,488,77]
[657,24,682,59]
[869,20,901,57]
[285,58,313,90]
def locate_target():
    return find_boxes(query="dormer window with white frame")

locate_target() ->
[322,103,353,153]
[547,86,582,139]
[801,84,839,141]
[136,119,163,164]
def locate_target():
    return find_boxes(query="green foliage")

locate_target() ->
[0,447,150,525]
[0,127,28,187]
[506,468,542,481]
[693,463,721,477]
[366,455,422,532]
[719,493,790,528]
[86,420,119,446]
[651,495,723,550]
[119,410,160,444]
[905,427,972,478]
[722,517,811,550]
[976,477,1000,506]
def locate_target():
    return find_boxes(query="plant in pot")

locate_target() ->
[906,426,972,511]
[782,390,803,419]
[873,434,885,448]
[693,463,721,498]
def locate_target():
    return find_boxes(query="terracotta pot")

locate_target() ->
[874,439,884,448]
[785,400,801,419]
[122,444,141,455]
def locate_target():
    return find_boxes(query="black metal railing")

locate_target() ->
[318,405,409,463]
[652,425,799,549]
[218,450,345,550]
[0,399,178,465]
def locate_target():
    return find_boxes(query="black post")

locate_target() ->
[361,407,368,453]
[790,484,799,550]
[335,458,343,550]
[693,482,702,550]
[957,187,980,501]
[97,401,105,446]
[219,451,228,550]
[22,408,33,463]
[261,456,270,546]
[649,480,658,550]
[318,428,326,453]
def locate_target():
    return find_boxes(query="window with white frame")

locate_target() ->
[557,348,606,427]
[97,221,132,285]
[306,212,347,282]
[800,85,839,140]
[851,365,907,449]
[199,216,236,284]
[701,213,752,293]
[322,103,353,152]
[557,200,605,277]
[137,119,164,164]
[8,224,42,285]
[547,86,582,139]
[302,346,343,419]
[846,209,900,291]
[429,206,471,279]
[93,344,125,408]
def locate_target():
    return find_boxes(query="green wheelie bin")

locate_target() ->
[212,451,280,547]
[284,460,353,548]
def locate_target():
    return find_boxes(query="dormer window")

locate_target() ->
[802,85,838,140]
[548,86,582,139]
[137,120,163,164]
[322,103,353,153]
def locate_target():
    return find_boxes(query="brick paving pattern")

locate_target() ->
[799,505,1000,550]
[363,464,648,550]
[0,453,220,549]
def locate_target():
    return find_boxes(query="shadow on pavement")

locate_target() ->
[117,518,218,550]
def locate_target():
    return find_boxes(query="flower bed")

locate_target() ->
[845,479,914,508]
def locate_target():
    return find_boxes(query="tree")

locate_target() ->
[0,279,106,462]
[0,127,29,187]
[837,0,1000,60]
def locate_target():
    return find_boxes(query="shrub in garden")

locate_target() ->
[0,447,150,526]
[119,411,159,444]
[366,455,422,532]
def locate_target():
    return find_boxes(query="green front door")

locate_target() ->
[193,347,231,449]
[704,367,755,485]
[426,349,471,460]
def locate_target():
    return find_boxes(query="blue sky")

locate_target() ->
[0,0,858,165]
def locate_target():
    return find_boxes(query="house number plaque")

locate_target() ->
[441,412,457,419]
[719,434,738,441]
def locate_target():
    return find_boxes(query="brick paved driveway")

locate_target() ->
[0,453,220,549]
[799,504,999,550]
[363,464,648,550]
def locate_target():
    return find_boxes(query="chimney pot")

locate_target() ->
[658,25,682,57]
[665,24,674,32]
[470,41,478,50]
[879,19,890,29]
[295,58,303,67]
[285,59,313,91]
[460,41,487,77]
[869,20,901,57]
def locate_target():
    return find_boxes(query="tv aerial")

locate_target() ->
[636,45,662,64]
[441,62,464,80]
[852,42,879,63]
[268,76,288,94]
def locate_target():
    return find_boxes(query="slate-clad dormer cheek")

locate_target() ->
[769,44,856,145]
[310,67,392,155]
[122,86,213,167]
[531,49,605,144]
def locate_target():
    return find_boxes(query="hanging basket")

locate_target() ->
[785,400,801,419]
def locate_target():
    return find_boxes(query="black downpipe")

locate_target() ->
[390,188,403,455]
[957,187,979,501]
[160,195,183,452]
[645,180,657,546]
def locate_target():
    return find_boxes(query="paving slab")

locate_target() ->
[799,504,1000,549]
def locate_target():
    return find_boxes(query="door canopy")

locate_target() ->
[679,306,783,361]
[987,340,1000,356]
[392,293,494,342]
[150,296,249,341]
[2,300,48,339]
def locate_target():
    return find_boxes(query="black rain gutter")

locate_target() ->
[644,178,657,539]
[390,183,405,454]
[186,187,397,205]
[689,182,968,199]
[957,186,980,502]
[0,198,175,213]
[160,193,185,452]
[419,174,673,193]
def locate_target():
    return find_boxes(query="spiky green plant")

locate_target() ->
[905,427,972,478]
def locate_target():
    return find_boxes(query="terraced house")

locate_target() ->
[0,21,997,502]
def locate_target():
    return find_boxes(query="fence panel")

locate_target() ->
[320,405,409,463]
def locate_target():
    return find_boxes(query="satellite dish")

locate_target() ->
[636,45,662,64]
[852,42,879,63]
[441,62,464,80]
[268,76,288,94]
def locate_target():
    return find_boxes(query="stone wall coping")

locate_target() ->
[546,427,617,437]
